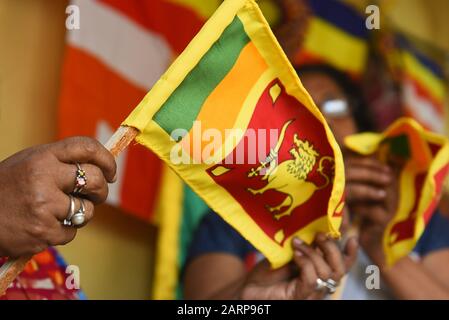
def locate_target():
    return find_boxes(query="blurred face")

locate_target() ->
[300,72,357,145]
[300,72,359,233]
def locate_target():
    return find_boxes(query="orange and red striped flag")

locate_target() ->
[58,0,210,222]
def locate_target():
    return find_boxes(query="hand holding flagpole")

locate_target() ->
[0,126,139,296]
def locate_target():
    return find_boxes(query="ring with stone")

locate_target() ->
[73,163,87,194]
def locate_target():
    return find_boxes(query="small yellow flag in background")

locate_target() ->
[345,117,449,266]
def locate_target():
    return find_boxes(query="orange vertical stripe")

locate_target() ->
[181,42,267,158]
[196,42,267,131]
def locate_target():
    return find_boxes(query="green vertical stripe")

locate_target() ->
[153,16,250,135]
[386,135,411,159]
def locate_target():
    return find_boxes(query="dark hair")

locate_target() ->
[294,64,374,132]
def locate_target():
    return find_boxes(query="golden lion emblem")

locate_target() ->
[247,120,333,220]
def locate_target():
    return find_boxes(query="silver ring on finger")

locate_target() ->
[63,195,76,226]
[71,198,86,227]
[315,278,327,291]
[324,278,339,294]
[73,163,87,194]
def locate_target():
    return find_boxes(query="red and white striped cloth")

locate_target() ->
[58,0,209,222]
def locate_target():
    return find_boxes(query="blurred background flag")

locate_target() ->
[58,0,210,223]
[293,0,369,76]
[397,37,448,133]
[345,118,449,265]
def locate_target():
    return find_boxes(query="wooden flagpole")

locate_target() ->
[0,126,139,296]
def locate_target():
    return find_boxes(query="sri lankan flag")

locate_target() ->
[123,0,344,267]
[345,117,449,266]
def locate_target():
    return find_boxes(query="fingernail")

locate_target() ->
[292,237,303,247]
[112,173,117,183]
[294,250,303,257]
[316,233,326,242]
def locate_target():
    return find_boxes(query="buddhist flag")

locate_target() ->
[399,38,447,134]
[345,117,449,266]
[294,0,369,77]
[122,0,345,267]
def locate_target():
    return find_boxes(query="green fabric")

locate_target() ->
[176,183,210,299]
[386,135,411,159]
[153,16,250,135]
